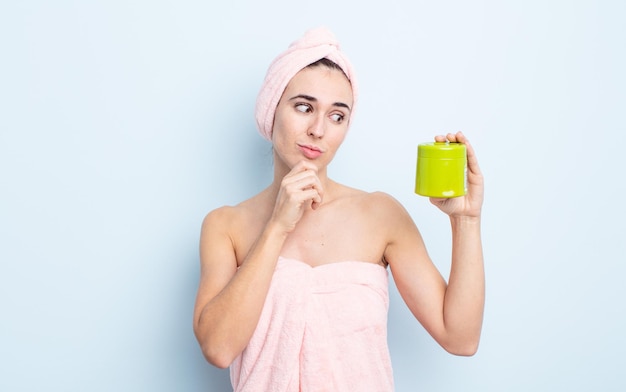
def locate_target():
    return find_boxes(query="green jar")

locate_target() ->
[415,142,466,198]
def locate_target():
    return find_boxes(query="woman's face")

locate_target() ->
[271,66,353,172]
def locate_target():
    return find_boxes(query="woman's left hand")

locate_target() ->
[429,132,484,218]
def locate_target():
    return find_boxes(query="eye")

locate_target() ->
[295,103,312,113]
[330,113,345,123]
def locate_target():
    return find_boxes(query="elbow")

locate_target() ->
[195,327,238,369]
[194,319,244,369]
[207,354,233,370]
[199,341,236,369]
[441,337,481,357]
[194,327,235,369]
[194,321,234,369]
[448,344,479,357]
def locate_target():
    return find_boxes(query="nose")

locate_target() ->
[307,115,326,138]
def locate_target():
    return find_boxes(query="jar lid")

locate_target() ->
[418,142,466,158]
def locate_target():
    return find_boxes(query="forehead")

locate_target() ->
[283,67,353,106]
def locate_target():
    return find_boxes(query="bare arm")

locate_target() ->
[192,210,287,368]
[387,132,485,356]
[442,215,484,354]
[192,161,323,368]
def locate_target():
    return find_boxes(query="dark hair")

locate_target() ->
[306,58,348,79]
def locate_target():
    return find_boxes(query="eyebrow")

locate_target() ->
[288,94,352,112]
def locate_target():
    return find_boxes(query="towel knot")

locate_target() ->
[290,27,340,50]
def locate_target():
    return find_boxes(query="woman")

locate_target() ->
[193,27,485,391]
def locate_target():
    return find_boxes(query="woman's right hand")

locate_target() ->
[270,161,324,233]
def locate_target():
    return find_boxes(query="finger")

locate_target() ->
[446,132,461,143]
[306,178,324,207]
[461,138,483,177]
[434,132,462,143]
[283,165,320,186]
[282,170,324,205]
[283,187,322,211]
[296,162,324,202]
[290,160,318,175]
[452,131,466,143]
[429,197,445,205]
[443,132,481,175]
[283,162,320,187]
[310,190,323,210]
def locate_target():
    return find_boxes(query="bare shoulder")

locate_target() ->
[199,205,239,263]
[201,193,272,264]
[328,182,411,220]
[367,190,403,206]
[203,192,266,232]
[358,191,420,243]
[355,190,411,218]
[202,204,236,227]
[201,204,240,242]
[334,187,415,233]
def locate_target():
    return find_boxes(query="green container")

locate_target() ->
[415,142,466,198]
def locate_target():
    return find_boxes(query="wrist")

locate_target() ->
[264,219,292,240]
[450,214,481,227]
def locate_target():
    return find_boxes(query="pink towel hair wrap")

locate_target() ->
[254,27,359,141]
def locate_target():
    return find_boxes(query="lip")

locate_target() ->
[297,144,324,159]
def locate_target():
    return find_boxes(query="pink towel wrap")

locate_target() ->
[255,27,359,141]
[230,257,394,391]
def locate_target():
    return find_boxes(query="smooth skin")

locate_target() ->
[193,66,485,369]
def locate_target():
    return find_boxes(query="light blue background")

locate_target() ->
[1,1,625,391]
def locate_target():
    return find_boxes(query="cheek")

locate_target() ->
[270,118,293,155]
[271,113,288,142]
[328,127,348,146]
[272,109,296,136]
